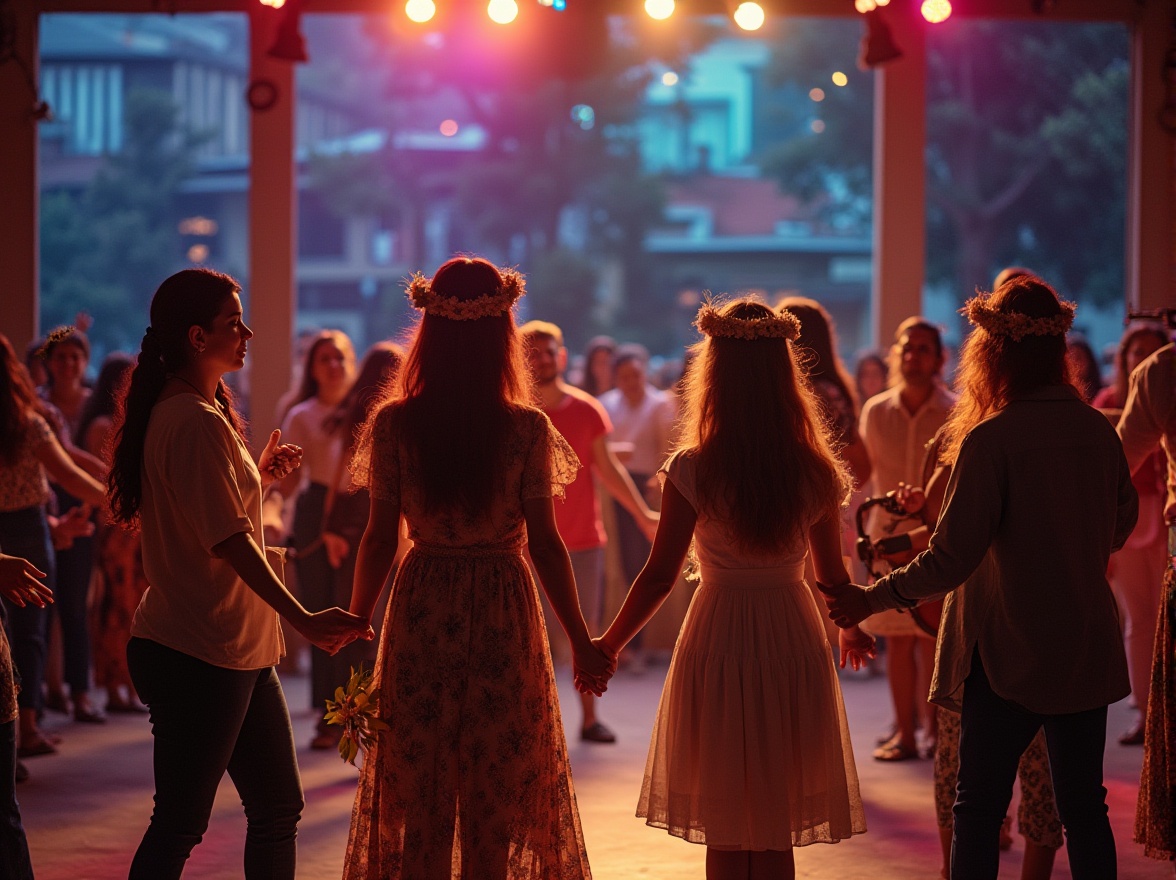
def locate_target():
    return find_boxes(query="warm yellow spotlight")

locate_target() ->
[921,0,952,22]
[854,0,877,11]
[645,0,675,21]
[875,0,890,5]
[733,2,765,31]
[487,0,519,24]
[661,71,680,86]
[405,0,435,23]
[809,87,825,102]
[832,71,848,87]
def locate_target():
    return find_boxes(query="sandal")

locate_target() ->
[872,741,918,761]
[580,721,617,744]
[17,735,57,758]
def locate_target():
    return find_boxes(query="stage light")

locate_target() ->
[732,2,765,31]
[921,0,952,22]
[645,0,675,21]
[488,0,519,24]
[832,71,848,86]
[405,0,436,23]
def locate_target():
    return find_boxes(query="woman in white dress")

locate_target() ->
[598,298,874,880]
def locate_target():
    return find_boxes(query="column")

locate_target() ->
[870,0,927,347]
[248,3,298,430]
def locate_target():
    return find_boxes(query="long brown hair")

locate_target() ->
[326,341,404,457]
[940,274,1073,466]
[0,334,46,466]
[354,257,530,513]
[292,330,356,407]
[108,269,247,526]
[678,299,850,553]
[776,295,860,417]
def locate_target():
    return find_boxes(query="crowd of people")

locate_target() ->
[0,256,1172,880]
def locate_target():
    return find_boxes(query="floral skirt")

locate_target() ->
[1135,563,1176,861]
[343,545,591,880]
[639,565,866,850]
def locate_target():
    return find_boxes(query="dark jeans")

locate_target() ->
[0,719,33,880]
[0,506,54,712]
[52,486,95,694]
[127,638,304,880]
[291,483,342,727]
[952,649,1115,879]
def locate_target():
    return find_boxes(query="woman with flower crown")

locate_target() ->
[343,256,613,879]
[594,298,874,880]
[825,274,1138,880]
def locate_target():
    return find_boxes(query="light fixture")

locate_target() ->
[440,119,459,136]
[858,9,902,69]
[854,0,876,12]
[405,0,436,23]
[645,0,675,21]
[809,87,825,102]
[488,0,519,24]
[258,0,286,7]
[832,71,848,86]
[267,1,308,63]
[732,2,765,31]
[661,71,679,86]
[921,0,952,22]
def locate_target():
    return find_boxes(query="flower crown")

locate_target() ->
[36,325,78,359]
[406,269,524,320]
[963,294,1076,342]
[695,303,801,341]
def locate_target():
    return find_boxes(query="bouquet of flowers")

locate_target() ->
[323,664,388,765]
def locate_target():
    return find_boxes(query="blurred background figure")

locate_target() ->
[855,351,889,405]
[578,336,617,399]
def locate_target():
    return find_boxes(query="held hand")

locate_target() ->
[0,554,52,608]
[50,504,95,550]
[639,510,660,542]
[838,626,877,671]
[573,639,616,697]
[892,482,926,515]
[299,607,374,655]
[322,532,350,570]
[820,582,872,629]
[259,429,304,483]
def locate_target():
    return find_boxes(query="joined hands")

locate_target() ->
[573,638,617,697]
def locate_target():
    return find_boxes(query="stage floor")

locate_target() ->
[19,656,1174,879]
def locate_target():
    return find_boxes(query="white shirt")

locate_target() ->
[280,397,343,488]
[599,385,676,475]
[133,394,285,670]
[859,382,956,538]
[1118,343,1176,523]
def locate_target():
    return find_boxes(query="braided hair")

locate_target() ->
[108,269,246,526]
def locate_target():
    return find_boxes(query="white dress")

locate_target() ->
[638,452,867,850]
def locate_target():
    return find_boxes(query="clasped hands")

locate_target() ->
[300,608,374,656]
[572,637,618,697]
[819,582,874,633]
[258,429,304,485]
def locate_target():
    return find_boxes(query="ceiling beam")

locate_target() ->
[34,0,1146,23]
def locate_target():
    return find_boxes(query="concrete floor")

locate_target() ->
[18,660,1175,880]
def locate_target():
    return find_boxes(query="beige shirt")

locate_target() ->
[599,385,676,475]
[280,397,343,488]
[1118,343,1176,524]
[865,385,1137,715]
[132,394,284,669]
[859,383,956,540]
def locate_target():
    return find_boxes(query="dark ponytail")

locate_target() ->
[109,269,246,526]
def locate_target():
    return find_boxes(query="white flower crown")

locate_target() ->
[963,295,1076,341]
[406,269,525,320]
[695,303,801,341]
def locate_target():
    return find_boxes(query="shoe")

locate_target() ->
[872,741,918,762]
[44,691,69,715]
[17,735,57,758]
[875,725,899,746]
[14,760,28,784]
[310,731,336,751]
[580,721,617,744]
[107,699,149,714]
[1119,722,1145,746]
[74,707,107,724]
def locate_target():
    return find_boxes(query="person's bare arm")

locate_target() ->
[591,435,659,539]
[36,433,105,506]
[349,496,402,624]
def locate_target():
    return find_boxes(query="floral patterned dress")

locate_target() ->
[343,404,591,880]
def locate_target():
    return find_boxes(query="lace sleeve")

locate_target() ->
[522,410,581,502]
[350,403,400,506]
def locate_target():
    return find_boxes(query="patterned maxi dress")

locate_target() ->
[343,404,591,880]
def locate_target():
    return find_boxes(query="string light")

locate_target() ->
[832,71,848,86]
[487,0,519,24]
[405,0,436,23]
[732,2,765,31]
[645,0,675,21]
[921,0,952,22]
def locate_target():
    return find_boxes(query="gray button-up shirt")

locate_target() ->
[865,385,1137,714]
